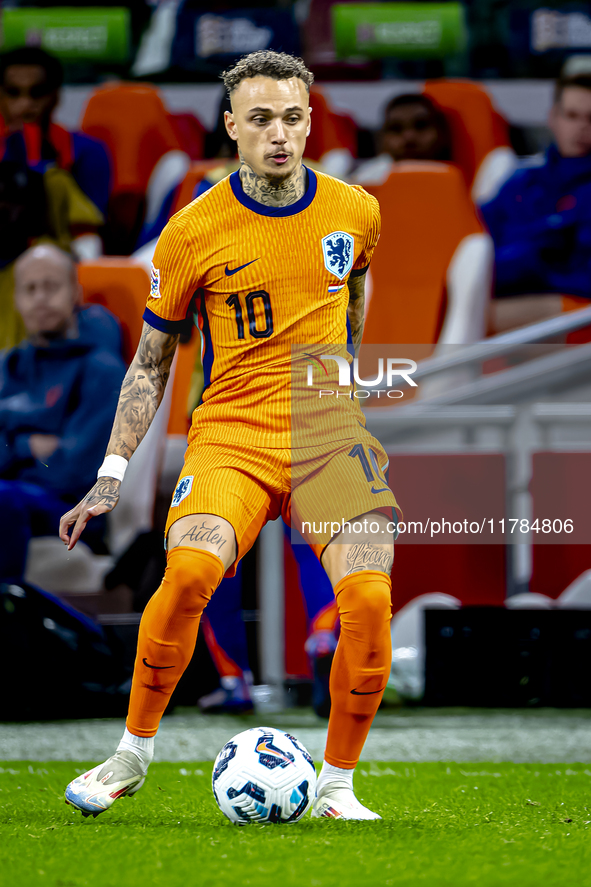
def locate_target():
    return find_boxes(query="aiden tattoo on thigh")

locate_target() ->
[345,542,393,575]
[176,521,228,551]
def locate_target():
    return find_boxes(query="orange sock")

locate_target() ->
[126,546,224,737]
[324,571,392,769]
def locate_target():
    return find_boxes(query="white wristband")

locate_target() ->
[97,454,128,482]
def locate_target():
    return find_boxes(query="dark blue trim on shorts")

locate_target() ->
[142,307,188,334]
[229,167,317,217]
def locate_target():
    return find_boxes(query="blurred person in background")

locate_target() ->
[0,244,125,583]
[0,47,109,257]
[353,94,450,185]
[0,161,49,349]
[0,156,103,351]
[482,74,591,332]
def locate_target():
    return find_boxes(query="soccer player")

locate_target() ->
[61,51,397,821]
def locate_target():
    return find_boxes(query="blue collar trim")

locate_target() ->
[230,167,317,217]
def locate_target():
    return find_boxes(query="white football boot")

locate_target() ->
[311,784,382,821]
[65,750,145,818]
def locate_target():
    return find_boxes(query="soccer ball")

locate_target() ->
[212,726,317,824]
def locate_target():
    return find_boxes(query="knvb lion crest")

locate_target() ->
[321,231,354,279]
[171,475,194,507]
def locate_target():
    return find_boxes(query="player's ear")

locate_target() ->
[306,105,312,138]
[224,110,239,142]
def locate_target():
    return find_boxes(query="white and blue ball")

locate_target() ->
[212,726,317,824]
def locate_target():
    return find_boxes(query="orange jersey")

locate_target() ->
[144,168,380,447]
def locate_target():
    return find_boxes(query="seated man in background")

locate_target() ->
[482,74,591,333]
[353,94,450,185]
[0,244,125,583]
[0,47,110,257]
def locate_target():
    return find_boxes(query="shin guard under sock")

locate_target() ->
[126,547,224,737]
[324,571,392,769]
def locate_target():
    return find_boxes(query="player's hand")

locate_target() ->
[59,477,121,550]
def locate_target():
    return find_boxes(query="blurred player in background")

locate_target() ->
[61,50,397,822]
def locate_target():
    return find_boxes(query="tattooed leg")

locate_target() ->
[321,510,394,588]
[167,513,237,573]
[320,512,393,773]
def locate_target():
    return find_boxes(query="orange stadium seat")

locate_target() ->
[167,112,206,161]
[81,83,184,252]
[171,160,228,214]
[305,87,357,162]
[78,259,148,363]
[423,80,511,191]
[81,83,181,196]
[364,162,485,346]
[79,258,200,436]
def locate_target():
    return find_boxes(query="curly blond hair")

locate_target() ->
[221,50,314,97]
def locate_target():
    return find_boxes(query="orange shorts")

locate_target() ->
[165,425,398,576]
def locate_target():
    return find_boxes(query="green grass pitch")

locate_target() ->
[2,761,591,887]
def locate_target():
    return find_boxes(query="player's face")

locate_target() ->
[14,255,77,339]
[225,76,311,180]
[550,87,591,158]
[0,65,57,129]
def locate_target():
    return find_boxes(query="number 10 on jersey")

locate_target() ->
[226,291,274,339]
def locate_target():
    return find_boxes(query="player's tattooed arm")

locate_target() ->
[59,322,179,549]
[347,272,367,356]
[239,153,306,208]
[107,322,179,459]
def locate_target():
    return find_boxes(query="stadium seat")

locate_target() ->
[81,82,184,251]
[78,259,149,363]
[561,295,591,344]
[364,162,493,347]
[167,112,206,161]
[81,83,182,197]
[423,79,516,201]
[305,87,357,176]
[171,160,230,214]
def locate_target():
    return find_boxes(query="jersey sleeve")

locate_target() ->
[351,188,381,276]
[143,220,200,333]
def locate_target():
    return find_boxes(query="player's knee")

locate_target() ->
[164,547,224,614]
[337,576,392,628]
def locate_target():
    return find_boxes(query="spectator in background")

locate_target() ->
[353,94,450,185]
[0,244,125,583]
[482,74,591,332]
[0,160,50,349]
[0,47,111,256]
[0,156,104,351]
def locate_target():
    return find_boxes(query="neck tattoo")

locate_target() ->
[239,160,306,208]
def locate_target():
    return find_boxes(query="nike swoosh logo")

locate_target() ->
[143,658,174,670]
[225,259,259,276]
[350,687,386,695]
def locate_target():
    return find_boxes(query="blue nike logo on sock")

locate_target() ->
[225,259,259,276]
